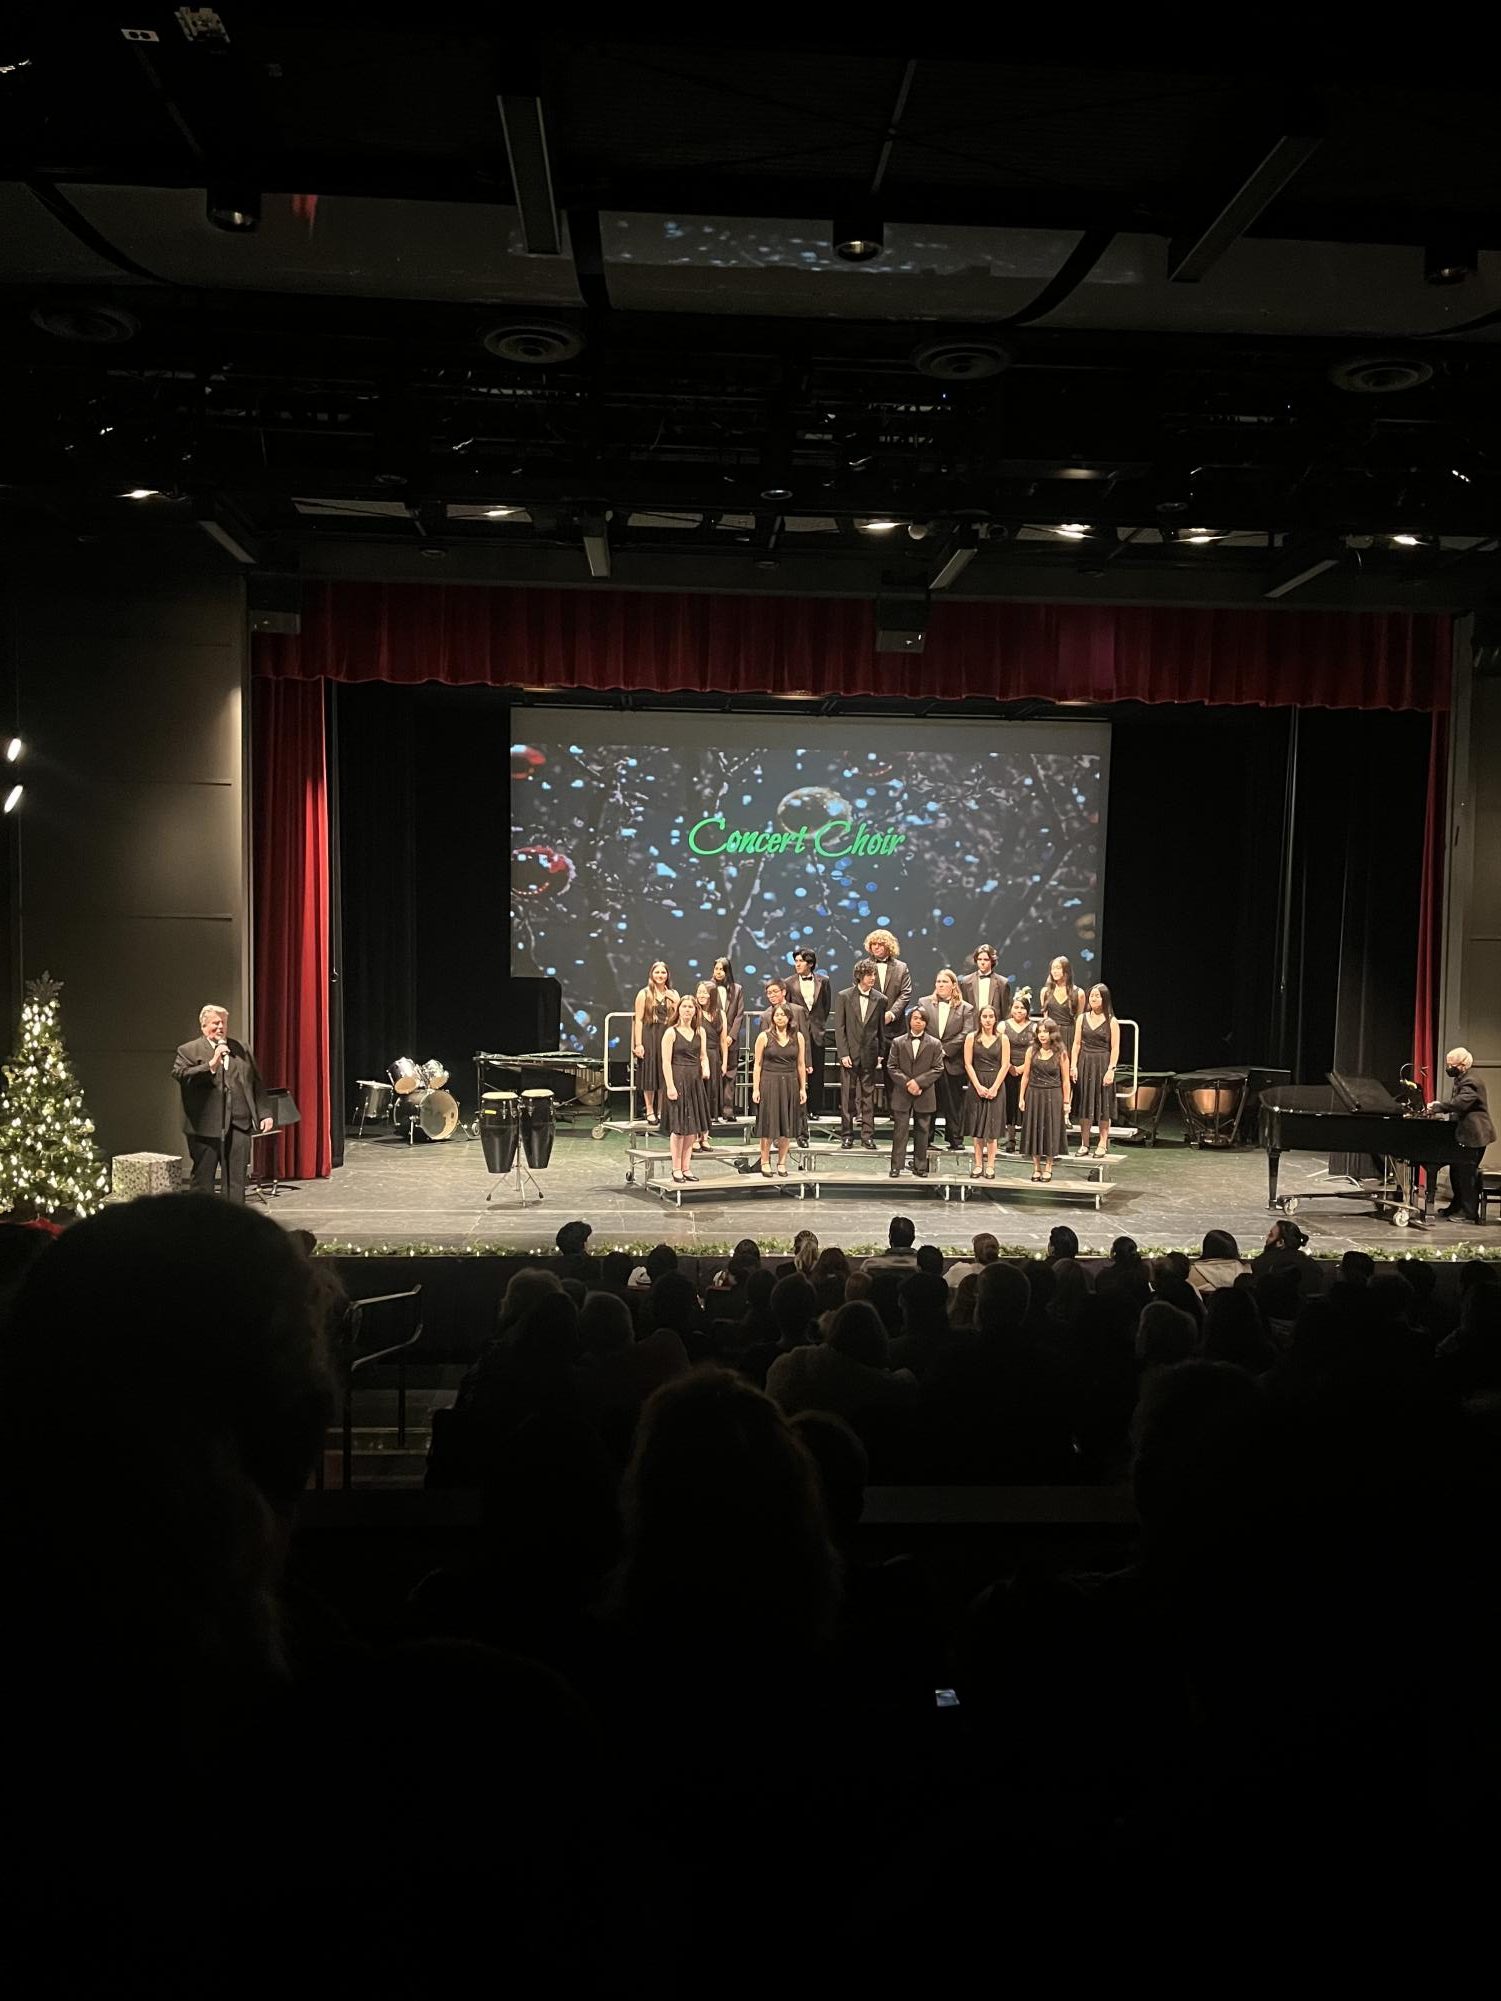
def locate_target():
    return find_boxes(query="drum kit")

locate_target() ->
[351,1058,459,1142]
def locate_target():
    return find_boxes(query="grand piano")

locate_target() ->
[1259,1073,1467,1227]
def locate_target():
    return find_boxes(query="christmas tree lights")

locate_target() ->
[0,973,111,1217]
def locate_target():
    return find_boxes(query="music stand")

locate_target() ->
[249,1087,301,1202]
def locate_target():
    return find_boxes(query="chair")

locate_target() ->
[1479,1170,1501,1224]
[331,1286,424,1489]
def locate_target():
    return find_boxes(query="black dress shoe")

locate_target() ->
[888,1168,902,1179]
[841,1137,854,1150]
[912,1166,929,1178]
[861,1139,878,1151]
[1439,1204,1460,1218]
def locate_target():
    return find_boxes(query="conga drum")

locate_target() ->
[479,1090,520,1173]
[521,1088,556,1168]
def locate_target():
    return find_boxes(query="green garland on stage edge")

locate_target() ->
[310,1238,1501,1264]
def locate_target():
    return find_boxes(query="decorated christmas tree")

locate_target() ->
[0,973,111,1218]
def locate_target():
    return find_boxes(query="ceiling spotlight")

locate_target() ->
[1053,523,1093,540]
[484,506,520,518]
[120,487,162,500]
[1390,531,1426,548]
[856,516,902,534]
[1180,528,1220,544]
[832,216,884,263]
[206,184,261,233]
[1424,243,1477,287]
[3,784,21,815]
[5,738,20,763]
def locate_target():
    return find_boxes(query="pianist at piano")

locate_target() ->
[1428,1049,1496,1225]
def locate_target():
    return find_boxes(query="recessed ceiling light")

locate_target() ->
[1390,532,1423,547]
[121,487,162,501]
[856,517,902,534]
[484,506,520,518]
[3,785,22,815]
[1181,528,1218,544]
[832,216,884,263]
[5,738,21,763]
[1053,523,1092,540]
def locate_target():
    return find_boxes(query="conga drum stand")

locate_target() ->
[487,1151,544,1206]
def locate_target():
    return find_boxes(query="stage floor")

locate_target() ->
[260,1125,1493,1256]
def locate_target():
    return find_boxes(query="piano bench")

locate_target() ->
[1479,1172,1501,1224]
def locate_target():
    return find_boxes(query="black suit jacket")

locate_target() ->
[1440,1072,1496,1150]
[886,1032,944,1113]
[790,972,832,1045]
[173,1036,271,1137]
[833,985,883,1070]
[919,993,975,1076]
[959,970,1011,1021]
[869,957,913,1032]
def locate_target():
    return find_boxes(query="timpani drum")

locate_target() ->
[479,1090,520,1173]
[521,1088,556,1168]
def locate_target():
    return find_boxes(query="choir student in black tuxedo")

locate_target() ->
[885,1006,944,1179]
[917,968,973,1152]
[693,980,730,1154]
[833,959,883,1150]
[173,1002,274,1204]
[1428,1046,1497,1222]
[711,958,744,1118]
[1071,982,1121,1159]
[757,978,809,1047]
[959,944,1010,1023]
[863,928,912,1041]
[789,949,832,1115]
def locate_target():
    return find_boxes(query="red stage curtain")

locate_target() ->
[252,679,331,1180]
[253,582,1452,712]
[1413,709,1449,1095]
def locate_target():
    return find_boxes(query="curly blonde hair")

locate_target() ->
[864,928,899,957]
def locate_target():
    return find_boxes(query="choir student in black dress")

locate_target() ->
[1071,982,1120,1159]
[660,994,712,1185]
[1000,993,1035,1154]
[963,1005,1007,1180]
[711,958,744,1117]
[1019,1016,1071,1183]
[1040,955,1084,1046]
[633,960,679,1123]
[694,979,730,1154]
[752,1003,807,1179]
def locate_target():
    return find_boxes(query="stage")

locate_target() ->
[260,1124,1494,1257]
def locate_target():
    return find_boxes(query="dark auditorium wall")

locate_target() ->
[0,550,249,1160]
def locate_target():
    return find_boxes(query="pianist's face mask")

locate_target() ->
[1447,1063,1463,1078]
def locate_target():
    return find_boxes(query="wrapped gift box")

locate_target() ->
[111,1151,183,1198]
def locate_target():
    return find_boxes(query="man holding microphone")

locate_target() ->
[173,1002,274,1203]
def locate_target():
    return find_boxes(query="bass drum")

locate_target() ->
[419,1088,460,1141]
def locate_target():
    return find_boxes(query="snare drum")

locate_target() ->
[521,1088,556,1169]
[422,1059,450,1090]
[479,1090,520,1174]
[390,1057,424,1095]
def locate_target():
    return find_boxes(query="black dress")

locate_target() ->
[662,1027,710,1136]
[700,1011,726,1127]
[1021,1050,1066,1159]
[637,990,676,1099]
[966,1035,1006,1141]
[756,1032,802,1142]
[1001,1019,1034,1126]
[1074,1012,1114,1123]
[1041,983,1080,1045]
